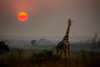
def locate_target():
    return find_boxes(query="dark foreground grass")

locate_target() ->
[0,50,100,67]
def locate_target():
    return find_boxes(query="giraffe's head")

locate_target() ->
[68,18,71,26]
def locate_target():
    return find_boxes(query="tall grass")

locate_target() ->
[0,48,100,67]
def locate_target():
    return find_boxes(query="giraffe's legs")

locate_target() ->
[64,47,67,57]
[56,48,60,56]
[68,43,70,57]
[56,48,63,57]
[59,50,63,57]
[67,48,70,57]
[63,44,70,57]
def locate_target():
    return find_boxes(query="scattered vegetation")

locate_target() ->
[0,37,100,67]
[0,48,100,67]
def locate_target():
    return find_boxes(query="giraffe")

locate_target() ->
[56,18,72,57]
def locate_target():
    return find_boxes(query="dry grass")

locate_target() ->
[0,49,100,67]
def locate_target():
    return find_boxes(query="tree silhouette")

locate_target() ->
[0,41,9,54]
[31,40,37,46]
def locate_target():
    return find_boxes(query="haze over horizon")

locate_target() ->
[0,0,100,39]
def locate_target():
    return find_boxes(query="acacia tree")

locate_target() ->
[31,40,37,46]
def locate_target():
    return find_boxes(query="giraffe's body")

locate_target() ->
[56,18,71,57]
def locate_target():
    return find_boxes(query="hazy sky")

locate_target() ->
[0,0,100,39]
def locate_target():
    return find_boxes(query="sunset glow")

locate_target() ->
[17,11,28,22]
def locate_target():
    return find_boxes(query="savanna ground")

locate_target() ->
[0,49,100,67]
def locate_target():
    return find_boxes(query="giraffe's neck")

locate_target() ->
[63,24,71,40]
[63,19,71,46]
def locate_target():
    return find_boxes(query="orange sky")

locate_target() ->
[0,0,100,39]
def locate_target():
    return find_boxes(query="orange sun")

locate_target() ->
[17,11,28,22]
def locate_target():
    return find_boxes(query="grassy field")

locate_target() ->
[0,49,100,67]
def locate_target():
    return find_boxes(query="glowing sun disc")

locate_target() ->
[17,11,28,22]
